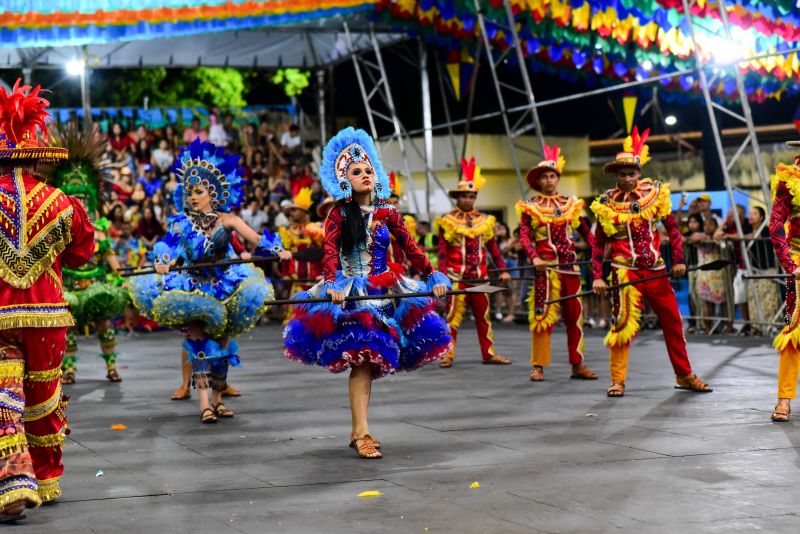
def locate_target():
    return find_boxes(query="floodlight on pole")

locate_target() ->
[665,115,677,126]
[65,59,85,76]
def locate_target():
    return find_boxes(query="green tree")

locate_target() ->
[107,67,249,108]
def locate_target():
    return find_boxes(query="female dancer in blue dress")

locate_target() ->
[129,139,290,423]
[283,127,453,458]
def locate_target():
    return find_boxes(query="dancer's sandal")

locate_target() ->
[213,402,234,418]
[674,374,713,393]
[201,408,218,424]
[607,382,625,397]
[570,364,598,380]
[106,368,122,383]
[222,385,241,397]
[530,366,544,381]
[61,371,75,385]
[482,355,512,365]
[350,434,382,459]
[171,386,191,401]
[439,356,454,368]
[772,404,791,422]
[0,501,26,523]
[349,432,381,450]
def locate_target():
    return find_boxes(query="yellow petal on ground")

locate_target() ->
[110,424,127,431]
[469,481,480,488]
[357,490,383,498]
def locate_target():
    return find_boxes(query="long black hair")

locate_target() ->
[340,198,367,254]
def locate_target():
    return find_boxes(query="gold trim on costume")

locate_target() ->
[0,360,24,379]
[23,382,61,422]
[516,196,583,229]
[25,367,62,383]
[0,488,41,511]
[436,212,496,244]
[0,305,74,330]
[26,432,65,448]
[590,179,671,237]
[37,477,61,503]
[0,433,27,457]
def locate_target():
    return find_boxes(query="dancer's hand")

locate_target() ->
[592,279,608,296]
[432,284,448,298]
[278,250,292,261]
[499,272,512,282]
[329,289,346,305]
[793,267,800,279]
[155,264,170,275]
[532,257,546,271]
[240,251,252,261]
[671,263,686,278]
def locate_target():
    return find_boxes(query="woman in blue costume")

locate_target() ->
[129,139,290,424]
[283,128,453,459]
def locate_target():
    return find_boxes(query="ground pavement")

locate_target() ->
[17,322,800,533]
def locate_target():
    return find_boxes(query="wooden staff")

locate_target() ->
[265,284,506,306]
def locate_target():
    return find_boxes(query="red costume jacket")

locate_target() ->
[517,194,593,275]
[590,178,683,280]
[0,169,95,329]
[436,209,506,279]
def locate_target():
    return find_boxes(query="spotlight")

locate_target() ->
[66,59,85,76]
[665,115,677,126]
[642,60,653,71]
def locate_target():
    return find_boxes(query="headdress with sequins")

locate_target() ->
[0,78,67,163]
[172,138,244,213]
[320,127,390,202]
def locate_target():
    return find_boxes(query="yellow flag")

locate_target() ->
[622,95,638,134]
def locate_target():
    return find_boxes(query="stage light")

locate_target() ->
[66,59,85,76]
[665,115,677,126]
[642,60,653,71]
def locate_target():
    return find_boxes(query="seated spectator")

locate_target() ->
[137,164,163,198]
[134,138,152,170]
[274,199,292,228]
[109,122,133,152]
[135,203,165,249]
[183,118,208,143]
[152,138,175,171]
[281,124,302,164]
[112,166,134,205]
[241,198,269,232]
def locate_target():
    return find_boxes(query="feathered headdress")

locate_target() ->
[41,122,108,217]
[526,144,566,191]
[320,127,390,202]
[0,78,67,163]
[449,156,486,198]
[172,138,244,213]
[604,125,651,174]
[289,186,314,212]
[388,172,402,197]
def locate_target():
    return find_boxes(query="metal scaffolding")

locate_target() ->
[473,0,546,196]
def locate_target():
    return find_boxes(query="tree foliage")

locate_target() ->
[108,67,250,108]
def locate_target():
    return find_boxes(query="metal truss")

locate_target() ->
[473,0,546,196]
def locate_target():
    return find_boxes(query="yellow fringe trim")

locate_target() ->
[0,310,74,330]
[590,179,671,237]
[446,292,467,330]
[437,214,496,245]
[23,382,61,422]
[775,277,800,350]
[0,433,27,457]
[0,361,24,380]
[25,367,62,383]
[37,477,61,503]
[604,268,643,348]
[771,164,800,209]
[527,270,561,333]
[0,488,40,511]
[26,432,65,448]
[515,197,583,230]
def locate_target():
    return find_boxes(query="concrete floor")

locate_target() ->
[17,321,800,533]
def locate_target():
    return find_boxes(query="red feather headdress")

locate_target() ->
[0,78,67,163]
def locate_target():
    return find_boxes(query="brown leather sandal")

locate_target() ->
[439,356,454,368]
[213,402,234,418]
[222,385,241,397]
[530,366,544,381]
[171,385,191,401]
[106,368,122,383]
[772,403,791,422]
[482,354,512,365]
[349,434,382,459]
[674,374,713,393]
[570,364,598,380]
[201,407,218,424]
[61,371,75,385]
[0,501,26,523]
[607,382,625,397]
[349,432,380,450]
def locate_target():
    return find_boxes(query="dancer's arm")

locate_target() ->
[387,209,449,296]
[662,212,686,276]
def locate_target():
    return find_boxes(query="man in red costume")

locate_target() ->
[518,145,597,382]
[437,157,511,368]
[590,127,711,398]
[0,80,94,520]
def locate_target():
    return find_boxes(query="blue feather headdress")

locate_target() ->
[172,138,245,213]
[320,127,390,202]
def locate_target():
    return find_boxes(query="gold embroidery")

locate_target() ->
[0,304,74,330]
[0,360,24,379]
[37,477,61,503]
[26,432,65,448]
[25,367,62,382]
[23,382,61,422]
[437,213,496,244]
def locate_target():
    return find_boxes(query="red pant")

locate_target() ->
[607,269,692,382]
[530,273,584,366]
[0,328,67,509]
[445,283,498,361]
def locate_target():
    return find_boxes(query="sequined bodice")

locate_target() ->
[339,210,390,277]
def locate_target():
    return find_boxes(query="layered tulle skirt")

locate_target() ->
[65,281,130,326]
[283,269,453,379]
[128,263,274,338]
